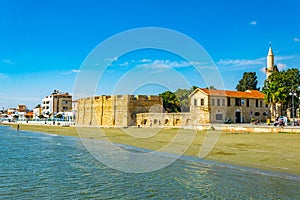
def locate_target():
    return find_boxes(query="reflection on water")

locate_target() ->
[0,126,299,199]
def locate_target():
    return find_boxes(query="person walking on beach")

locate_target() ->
[17,124,20,131]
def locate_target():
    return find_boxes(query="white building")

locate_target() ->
[72,100,78,122]
[33,106,42,119]
[42,90,72,118]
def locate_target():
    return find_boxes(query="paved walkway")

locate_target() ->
[211,123,300,133]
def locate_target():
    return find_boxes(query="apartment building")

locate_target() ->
[42,90,72,118]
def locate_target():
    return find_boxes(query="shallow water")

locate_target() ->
[0,126,299,199]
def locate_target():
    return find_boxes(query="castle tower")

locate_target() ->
[266,45,276,78]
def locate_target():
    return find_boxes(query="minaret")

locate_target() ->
[266,45,275,79]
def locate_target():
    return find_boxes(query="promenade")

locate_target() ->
[2,119,300,133]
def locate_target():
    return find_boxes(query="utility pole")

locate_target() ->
[289,90,297,126]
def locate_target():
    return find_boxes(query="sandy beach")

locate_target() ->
[4,123,300,175]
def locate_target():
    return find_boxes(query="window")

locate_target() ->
[241,99,245,105]
[200,98,204,106]
[212,99,215,106]
[235,98,241,106]
[194,99,197,106]
[256,99,258,107]
[222,99,225,106]
[227,97,231,106]
[254,112,260,116]
[265,104,268,108]
[217,99,220,106]
[216,114,223,120]
[263,112,268,116]
[246,99,250,107]
[260,100,263,107]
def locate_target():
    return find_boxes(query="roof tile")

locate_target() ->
[200,88,265,99]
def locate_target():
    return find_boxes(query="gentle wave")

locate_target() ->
[1,126,299,199]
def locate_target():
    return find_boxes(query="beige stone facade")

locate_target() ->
[76,95,163,126]
[136,88,268,127]
[76,89,268,127]
[136,112,191,127]
[189,88,269,124]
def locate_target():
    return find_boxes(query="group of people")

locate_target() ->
[274,116,287,127]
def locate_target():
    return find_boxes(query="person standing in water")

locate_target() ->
[17,124,20,131]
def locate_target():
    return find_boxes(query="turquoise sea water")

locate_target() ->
[0,126,299,199]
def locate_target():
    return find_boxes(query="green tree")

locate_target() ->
[174,86,198,112]
[236,72,260,91]
[159,91,181,113]
[205,86,217,90]
[262,72,284,118]
[262,68,300,118]
[191,85,198,91]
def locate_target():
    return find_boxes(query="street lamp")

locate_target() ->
[289,90,297,126]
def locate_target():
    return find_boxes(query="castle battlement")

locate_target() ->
[76,94,163,126]
[148,95,161,101]
[78,94,162,102]
[135,95,148,100]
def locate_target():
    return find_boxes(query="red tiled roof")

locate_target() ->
[199,88,265,99]
[26,111,33,116]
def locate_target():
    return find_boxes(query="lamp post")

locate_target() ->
[289,90,297,126]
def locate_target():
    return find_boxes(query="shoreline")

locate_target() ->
[2,123,300,175]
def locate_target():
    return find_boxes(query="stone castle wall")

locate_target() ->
[136,112,191,127]
[76,90,268,127]
[76,95,163,127]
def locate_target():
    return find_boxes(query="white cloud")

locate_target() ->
[260,67,267,73]
[140,60,192,71]
[294,38,300,42]
[275,55,294,62]
[139,59,152,63]
[105,57,118,62]
[260,63,288,74]
[217,57,265,67]
[277,63,287,70]
[71,69,81,73]
[249,21,258,26]
[218,54,294,71]
[119,62,129,67]
[60,69,81,75]
[1,59,15,65]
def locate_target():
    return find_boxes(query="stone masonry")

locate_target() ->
[76,95,163,127]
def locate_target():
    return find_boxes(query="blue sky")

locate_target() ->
[0,0,300,109]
